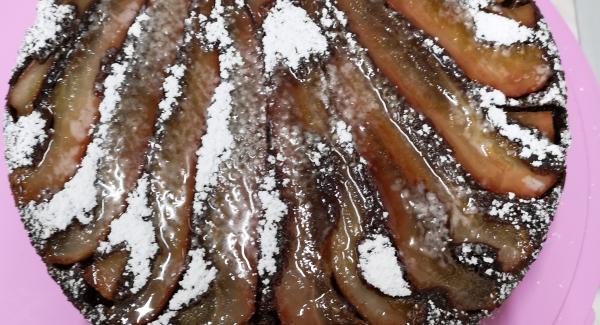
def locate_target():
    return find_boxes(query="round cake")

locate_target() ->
[4,0,570,323]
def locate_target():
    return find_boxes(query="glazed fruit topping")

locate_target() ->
[336,0,558,198]
[386,0,550,97]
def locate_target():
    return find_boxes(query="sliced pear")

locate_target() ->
[175,8,265,325]
[509,111,555,140]
[335,0,557,198]
[386,0,550,97]
[104,6,219,325]
[8,60,52,116]
[83,250,129,301]
[44,0,192,266]
[11,0,145,203]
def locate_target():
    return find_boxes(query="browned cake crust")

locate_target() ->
[4,0,569,324]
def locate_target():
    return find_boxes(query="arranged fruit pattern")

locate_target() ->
[4,0,568,324]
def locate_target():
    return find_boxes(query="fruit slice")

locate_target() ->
[8,60,52,116]
[8,0,96,117]
[509,111,555,140]
[83,250,129,301]
[281,71,424,321]
[329,166,425,323]
[386,0,550,97]
[44,0,189,265]
[269,77,364,325]
[174,9,265,324]
[84,49,219,310]
[330,55,532,272]
[10,0,145,203]
[335,0,557,198]
[105,11,219,325]
[328,54,535,308]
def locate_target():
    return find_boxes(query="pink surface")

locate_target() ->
[0,1,599,324]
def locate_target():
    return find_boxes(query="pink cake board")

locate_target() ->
[1,1,599,324]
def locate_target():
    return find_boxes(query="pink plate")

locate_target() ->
[1,1,599,324]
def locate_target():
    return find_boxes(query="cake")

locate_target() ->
[3,0,569,324]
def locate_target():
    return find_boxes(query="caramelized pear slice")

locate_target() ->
[335,0,557,198]
[11,0,144,203]
[106,15,218,325]
[329,172,424,324]
[330,56,531,272]
[175,9,264,324]
[329,56,530,308]
[363,140,498,310]
[509,111,555,140]
[44,0,190,265]
[85,45,219,306]
[386,0,550,97]
[8,61,52,116]
[279,73,416,322]
[8,0,96,116]
[83,250,129,301]
[269,78,364,325]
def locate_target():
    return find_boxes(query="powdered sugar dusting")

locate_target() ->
[193,0,239,214]
[473,11,533,46]
[4,111,47,171]
[150,249,217,325]
[479,88,565,165]
[358,234,411,297]
[15,0,75,69]
[461,0,534,46]
[98,175,158,294]
[257,169,288,281]
[262,0,328,73]
[168,249,217,310]
[158,64,187,123]
[22,11,150,240]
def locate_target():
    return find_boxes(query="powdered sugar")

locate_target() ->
[150,249,217,325]
[473,11,533,46]
[3,111,47,171]
[257,171,288,280]
[97,175,158,294]
[358,234,411,297]
[262,0,328,73]
[334,120,354,154]
[461,0,534,46]
[168,249,217,310]
[193,0,239,214]
[15,0,75,69]
[479,88,565,165]
[158,64,187,123]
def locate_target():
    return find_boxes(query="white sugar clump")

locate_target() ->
[193,0,239,214]
[15,0,75,69]
[22,11,150,240]
[480,88,564,165]
[158,64,187,123]
[168,249,217,310]
[98,175,158,294]
[358,235,411,298]
[4,111,47,171]
[462,0,533,46]
[473,12,533,46]
[334,120,354,154]
[257,171,288,281]
[262,0,328,74]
